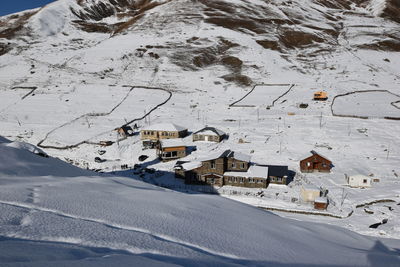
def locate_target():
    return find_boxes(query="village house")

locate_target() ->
[116,125,134,138]
[141,123,188,149]
[192,127,226,143]
[175,150,273,188]
[157,139,187,161]
[346,174,372,188]
[300,150,333,173]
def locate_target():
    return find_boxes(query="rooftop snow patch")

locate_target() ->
[224,165,269,179]
[142,123,187,132]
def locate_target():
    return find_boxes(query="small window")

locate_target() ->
[231,161,236,168]
[307,162,311,167]
[210,160,216,169]
[240,163,245,169]
[363,179,367,184]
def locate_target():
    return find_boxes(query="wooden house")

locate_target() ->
[314,91,328,100]
[346,174,372,188]
[141,123,188,149]
[300,151,332,173]
[300,184,321,202]
[193,127,226,142]
[314,197,328,210]
[157,139,187,161]
[116,125,134,138]
[173,150,271,188]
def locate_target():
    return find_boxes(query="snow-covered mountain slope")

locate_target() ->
[0,136,399,266]
[0,0,400,258]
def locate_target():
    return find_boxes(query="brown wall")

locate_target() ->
[300,154,332,173]
[269,176,287,185]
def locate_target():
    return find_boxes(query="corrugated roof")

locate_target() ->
[142,123,187,132]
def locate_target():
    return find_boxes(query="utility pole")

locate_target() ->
[257,108,260,123]
[319,112,322,129]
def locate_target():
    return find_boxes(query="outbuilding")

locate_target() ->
[314,197,329,210]
[346,174,372,188]
[300,184,321,202]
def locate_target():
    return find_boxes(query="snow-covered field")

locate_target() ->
[1,0,400,264]
[1,137,400,266]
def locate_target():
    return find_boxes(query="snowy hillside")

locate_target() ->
[0,136,400,266]
[1,0,400,263]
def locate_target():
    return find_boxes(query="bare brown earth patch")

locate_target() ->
[70,0,168,34]
[221,74,252,87]
[0,10,38,39]
[256,40,281,51]
[358,39,400,52]
[279,29,324,48]
[0,43,12,56]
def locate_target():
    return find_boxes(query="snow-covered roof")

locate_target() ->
[300,150,331,161]
[198,150,231,162]
[349,174,371,180]
[224,165,268,179]
[315,197,328,203]
[142,123,187,132]
[181,161,202,171]
[302,184,320,191]
[194,127,226,136]
[160,139,186,148]
[227,150,251,162]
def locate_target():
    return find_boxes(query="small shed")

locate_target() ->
[314,91,328,100]
[300,150,333,173]
[314,197,328,210]
[346,174,372,188]
[300,184,321,202]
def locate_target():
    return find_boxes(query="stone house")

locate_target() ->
[141,123,188,149]
[192,127,226,143]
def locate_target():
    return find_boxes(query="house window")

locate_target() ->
[163,151,177,158]
[240,163,245,169]
[307,162,311,167]
[240,178,244,183]
[231,161,236,168]
[210,160,216,169]
[363,179,367,184]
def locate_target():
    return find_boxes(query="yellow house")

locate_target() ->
[141,123,188,149]
[313,91,328,100]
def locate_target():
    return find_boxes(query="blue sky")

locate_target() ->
[0,0,57,16]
